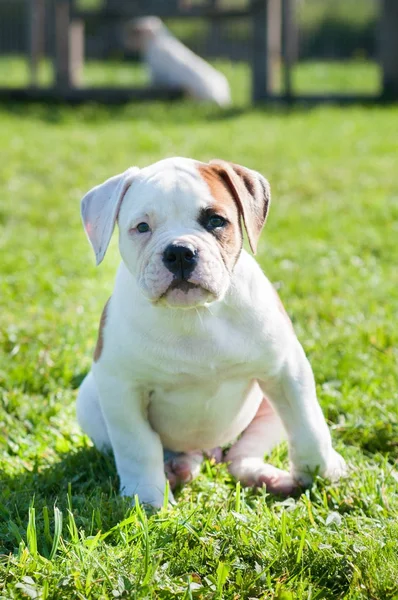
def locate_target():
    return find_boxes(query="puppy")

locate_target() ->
[125,17,231,106]
[77,157,346,507]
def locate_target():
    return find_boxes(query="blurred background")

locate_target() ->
[0,0,396,103]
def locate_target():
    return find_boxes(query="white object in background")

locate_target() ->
[126,16,232,106]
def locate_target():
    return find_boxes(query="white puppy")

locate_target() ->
[77,157,346,507]
[126,17,231,106]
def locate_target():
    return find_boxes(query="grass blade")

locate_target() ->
[216,561,230,596]
[26,505,37,557]
[296,529,306,564]
[49,507,63,560]
[235,481,241,512]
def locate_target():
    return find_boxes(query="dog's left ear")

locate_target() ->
[209,160,271,254]
[81,167,139,265]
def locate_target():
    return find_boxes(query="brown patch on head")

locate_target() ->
[207,160,271,254]
[198,164,243,271]
[94,298,110,362]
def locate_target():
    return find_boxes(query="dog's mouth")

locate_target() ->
[168,280,199,293]
[159,278,214,308]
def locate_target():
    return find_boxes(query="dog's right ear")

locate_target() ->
[209,160,270,254]
[81,167,139,265]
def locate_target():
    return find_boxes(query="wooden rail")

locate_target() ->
[2,0,397,104]
[0,87,183,103]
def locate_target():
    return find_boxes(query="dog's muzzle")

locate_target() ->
[158,242,214,307]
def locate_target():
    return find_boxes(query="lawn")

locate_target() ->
[0,75,397,597]
[0,57,380,98]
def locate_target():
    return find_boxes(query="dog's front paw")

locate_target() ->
[121,482,175,508]
[293,449,347,487]
[229,457,299,496]
[321,450,348,481]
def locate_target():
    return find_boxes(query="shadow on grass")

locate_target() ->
[2,96,392,129]
[0,100,347,127]
[0,445,126,554]
[338,422,398,461]
[0,442,297,555]
[0,101,247,125]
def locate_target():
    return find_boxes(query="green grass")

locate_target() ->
[0,67,397,597]
[0,56,380,97]
[75,0,377,28]
[298,0,377,29]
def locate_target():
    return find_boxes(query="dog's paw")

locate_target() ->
[164,451,204,490]
[164,447,222,490]
[292,449,348,487]
[321,450,348,481]
[204,446,223,464]
[229,457,298,496]
[121,483,175,509]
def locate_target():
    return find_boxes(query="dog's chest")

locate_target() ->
[129,308,263,382]
[134,317,264,452]
[148,377,263,452]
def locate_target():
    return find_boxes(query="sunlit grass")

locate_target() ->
[0,56,381,101]
[0,69,397,598]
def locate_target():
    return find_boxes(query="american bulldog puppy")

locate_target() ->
[77,157,346,506]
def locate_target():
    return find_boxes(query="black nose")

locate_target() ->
[163,243,198,278]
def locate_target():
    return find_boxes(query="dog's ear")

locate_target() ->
[81,167,139,265]
[209,160,271,254]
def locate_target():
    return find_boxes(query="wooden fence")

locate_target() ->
[0,0,397,104]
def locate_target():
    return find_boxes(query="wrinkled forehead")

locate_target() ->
[119,157,236,224]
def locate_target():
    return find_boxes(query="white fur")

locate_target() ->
[77,157,346,507]
[128,17,231,107]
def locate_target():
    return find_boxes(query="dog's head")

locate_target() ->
[81,157,270,308]
[124,16,165,52]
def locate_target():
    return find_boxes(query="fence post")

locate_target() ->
[54,0,84,89]
[208,0,222,56]
[29,0,46,87]
[380,0,398,100]
[251,0,281,102]
[281,0,298,100]
[70,20,85,86]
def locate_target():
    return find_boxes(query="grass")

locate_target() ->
[0,56,381,97]
[0,62,397,598]
[75,0,377,27]
[298,0,377,29]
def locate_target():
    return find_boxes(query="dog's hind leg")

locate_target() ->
[76,371,111,451]
[225,397,296,494]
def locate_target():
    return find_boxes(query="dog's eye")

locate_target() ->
[136,222,150,233]
[207,215,226,229]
